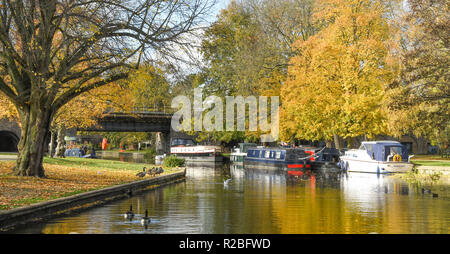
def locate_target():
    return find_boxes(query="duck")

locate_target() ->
[149,167,157,176]
[156,167,164,175]
[141,209,151,226]
[124,204,134,220]
[136,167,147,177]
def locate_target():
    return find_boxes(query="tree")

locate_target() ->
[197,0,316,144]
[202,0,316,97]
[201,1,262,97]
[0,0,214,177]
[127,64,171,112]
[1,81,135,157]
[280,0,396,147]
[385,0,449,146]
[0,91,17,120]
[50,82,134,157]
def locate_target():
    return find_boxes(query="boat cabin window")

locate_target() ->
[171,138,196,146]
[265,151,271,158]
[388,146,402,155]
[250,150,260,157]
[275,151,281,159]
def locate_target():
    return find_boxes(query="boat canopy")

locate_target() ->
[362,142,408,162]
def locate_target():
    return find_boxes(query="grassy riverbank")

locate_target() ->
[390,154,450,187]
[410,155,450,167]
[0,157,182,210]
[413,161,450,167]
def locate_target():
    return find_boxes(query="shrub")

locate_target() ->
[143,148,156,164]
[163,155,185,167]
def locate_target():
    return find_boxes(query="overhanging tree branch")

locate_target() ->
[52,72,129,111]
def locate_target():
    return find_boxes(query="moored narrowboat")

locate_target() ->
[244,147,312,174]
[301,146,341,171]
[170,138,223,163]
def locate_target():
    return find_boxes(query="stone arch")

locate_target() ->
[0,131,19,152]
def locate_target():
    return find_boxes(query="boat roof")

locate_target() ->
[248,147,303,151]
[361,141,401,145]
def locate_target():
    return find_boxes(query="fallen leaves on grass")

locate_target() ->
[0,161,175,210]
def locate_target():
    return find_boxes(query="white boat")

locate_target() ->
[339,141,414,174]
[170,139,223,162]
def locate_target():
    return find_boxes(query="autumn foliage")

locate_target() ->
[0,158,179,210]
[280,0,395,144]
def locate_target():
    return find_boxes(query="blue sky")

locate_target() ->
[208,0,231,23]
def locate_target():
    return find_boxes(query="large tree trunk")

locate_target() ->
[333,134,344,149]
[14,104,52,177]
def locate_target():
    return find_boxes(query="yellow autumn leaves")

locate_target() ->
[280,0,395,143]
[0,160,178,210]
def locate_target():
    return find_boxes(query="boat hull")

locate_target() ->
[174,154,223,163]
[230,153,246,163]
[244,157,311,171]
[311,161,341,172]
[170,145,223,164]
[340,157,414,174]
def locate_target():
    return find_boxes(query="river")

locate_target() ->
[6,163,449,234]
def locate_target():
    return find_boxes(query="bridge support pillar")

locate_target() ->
[156,132,170,155]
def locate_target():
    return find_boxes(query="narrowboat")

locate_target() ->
[230,143,257,163]
[244,147,312,174]
[301,146,341,171]
[339,141,414,174]
[170,139,223,163]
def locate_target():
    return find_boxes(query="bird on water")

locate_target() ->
[141,209,151,226]
[124,205,134,220]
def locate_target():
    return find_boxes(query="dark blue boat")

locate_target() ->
[301,146,341,171]
[244,147,312,174]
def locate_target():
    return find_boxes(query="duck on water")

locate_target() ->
[141,209,151,226]
[124,205,134,220]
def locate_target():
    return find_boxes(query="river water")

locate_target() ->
[7,163,450,234]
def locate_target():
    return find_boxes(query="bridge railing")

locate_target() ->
[104,105,175,114]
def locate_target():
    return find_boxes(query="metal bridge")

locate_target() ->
[77,107,174,133]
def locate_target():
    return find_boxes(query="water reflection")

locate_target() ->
[98,152,150,164]
[7,163,449,234]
